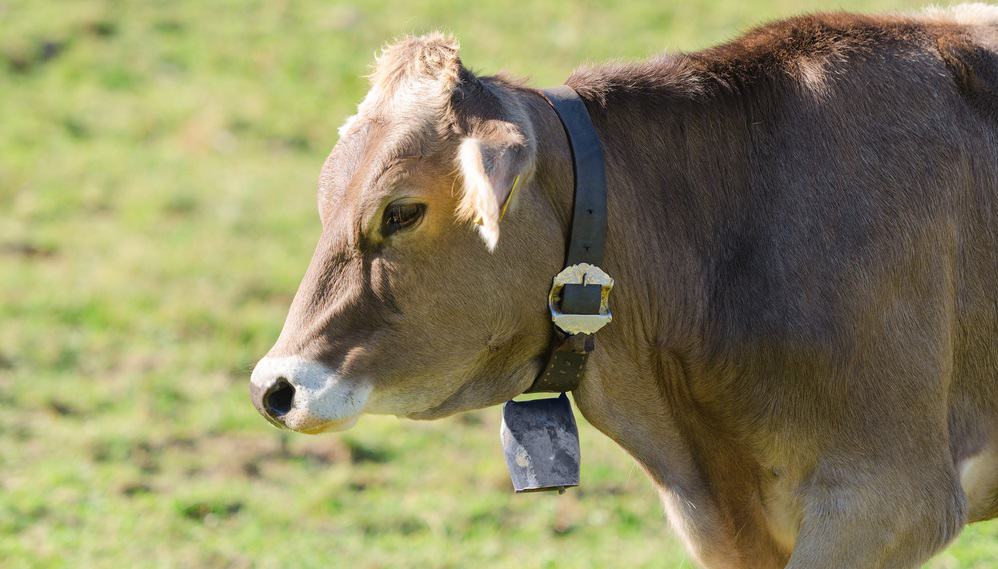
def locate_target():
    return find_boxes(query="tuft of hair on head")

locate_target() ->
[337,32,464,142]
[371,31,462,96]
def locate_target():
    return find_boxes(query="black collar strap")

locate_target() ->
[526,85,613,394]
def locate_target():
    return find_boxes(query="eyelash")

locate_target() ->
[381,202,426,237]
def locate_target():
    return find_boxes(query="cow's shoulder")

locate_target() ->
[933,27,998,119]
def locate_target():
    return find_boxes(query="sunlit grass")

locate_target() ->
[1,1,995,567]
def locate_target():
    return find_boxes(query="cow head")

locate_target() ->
[249,34,565,433]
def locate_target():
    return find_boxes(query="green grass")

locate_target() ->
[1,1,995,567]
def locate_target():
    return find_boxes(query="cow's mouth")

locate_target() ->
[298,416,361,434]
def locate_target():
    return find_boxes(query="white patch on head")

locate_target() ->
[251,356,372,433]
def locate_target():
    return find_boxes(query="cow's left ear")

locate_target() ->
[457,129,533,250]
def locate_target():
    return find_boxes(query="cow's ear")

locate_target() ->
[456,127,533,250]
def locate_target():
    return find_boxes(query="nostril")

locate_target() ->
[264,378,296,418]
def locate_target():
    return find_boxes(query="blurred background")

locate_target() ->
[1,1,995,567]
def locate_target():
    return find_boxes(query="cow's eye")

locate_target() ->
[381,201,426,237]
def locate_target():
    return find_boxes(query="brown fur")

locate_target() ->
[255,8,998,569]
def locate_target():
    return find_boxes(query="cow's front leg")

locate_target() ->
[785,459,968,569]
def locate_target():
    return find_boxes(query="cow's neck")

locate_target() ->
[523,87,790,566]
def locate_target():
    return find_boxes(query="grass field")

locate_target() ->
[1,1,996,567]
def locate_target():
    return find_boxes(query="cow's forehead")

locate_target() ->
[317,33,461,214]
[317,111,444,218]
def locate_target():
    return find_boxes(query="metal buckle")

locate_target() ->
[548,263,614,335]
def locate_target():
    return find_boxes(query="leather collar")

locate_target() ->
[525,85,612,394]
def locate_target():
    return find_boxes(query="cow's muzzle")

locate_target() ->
[249,356,371,433]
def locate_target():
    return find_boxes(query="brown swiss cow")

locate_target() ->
[250,6,998,568]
